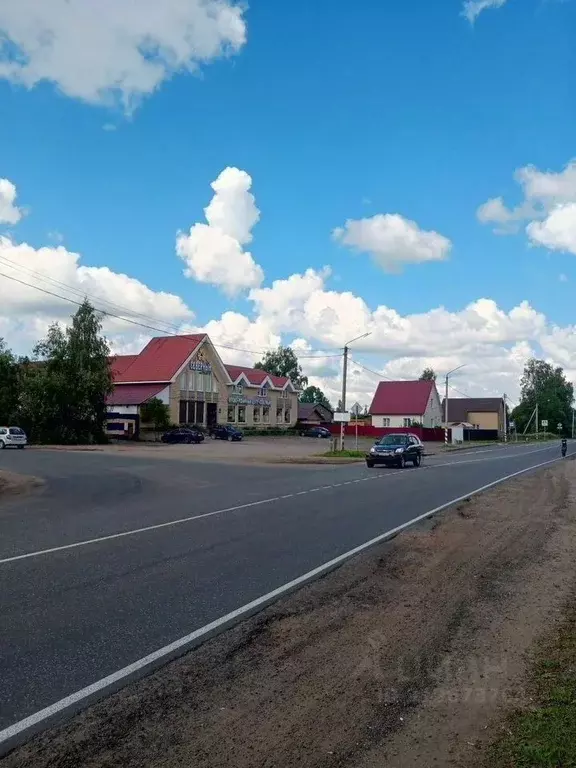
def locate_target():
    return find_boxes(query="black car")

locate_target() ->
[300,426,331,438]
[210,425,243,441]
[161,427,205,445]
[366,433,423,468]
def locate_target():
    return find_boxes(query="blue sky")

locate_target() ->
[1,0,575,402]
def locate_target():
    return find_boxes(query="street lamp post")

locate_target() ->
[443,364,467,448]
[339,332,372,451]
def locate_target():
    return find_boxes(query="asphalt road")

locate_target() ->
[0,440,570,742]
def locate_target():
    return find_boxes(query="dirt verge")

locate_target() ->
[4,461,576,768]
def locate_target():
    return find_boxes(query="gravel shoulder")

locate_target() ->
[4,460,576,768]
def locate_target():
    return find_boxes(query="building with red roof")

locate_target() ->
[106,334,299,437]
[369,380,443,429]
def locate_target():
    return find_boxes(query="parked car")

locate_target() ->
[161,427,205,444]
[210,425,243,442]
[300,426,331,438]
[366,433,423,468]
[0,426,27,449]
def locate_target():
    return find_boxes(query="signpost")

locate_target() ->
[334,412,351,423]
[541,419,548,428]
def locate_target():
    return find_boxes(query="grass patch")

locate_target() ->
[490,605,576,767]
[320,449,365,458]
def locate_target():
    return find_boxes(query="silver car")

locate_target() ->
[0,426,28,449]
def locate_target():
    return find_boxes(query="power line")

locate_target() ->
[0,269,341,360]
[348,358,396,382]
[448,383,473,399]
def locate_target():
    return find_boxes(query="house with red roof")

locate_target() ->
[106,334,299,437]
[369,380,443,429]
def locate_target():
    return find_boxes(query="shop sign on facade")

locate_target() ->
[229,393,271,406]
[189,360,212,373]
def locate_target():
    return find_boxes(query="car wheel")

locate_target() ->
[0,441,5,449]
[366,460,375,468]
[227,434,232,441]
[413,453,421,467]
[210,433,216,439]
[398,455,406,468]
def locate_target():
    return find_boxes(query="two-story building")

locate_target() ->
[106,334,299,437]
[369,380,443,428]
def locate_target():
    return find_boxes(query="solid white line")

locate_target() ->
[0,452,564,749]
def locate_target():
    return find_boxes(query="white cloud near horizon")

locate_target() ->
[333,213,451,273]
[1,175,576,406]
[0,0,247,111]
[176,166,265,296]
[461,0,508,24]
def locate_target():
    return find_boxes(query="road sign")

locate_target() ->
[334,411,351,423]
[509,420,515,429]
[541,419,548,427]
[558,423,563,430]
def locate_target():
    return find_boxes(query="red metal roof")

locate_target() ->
[114,335,206,383]
[369,380,436,415]
[107,383,166,406]
[109,355,138,380]
[225,364,289,389]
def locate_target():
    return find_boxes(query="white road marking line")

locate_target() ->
[0,443,563,567]
[0,452,565,750]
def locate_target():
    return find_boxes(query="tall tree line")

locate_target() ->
[0,301,113,444]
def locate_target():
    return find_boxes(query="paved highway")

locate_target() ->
[0,441,570,747]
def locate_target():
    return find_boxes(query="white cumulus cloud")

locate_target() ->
[0,234,193,348]
[479,159,576,256]
[462,0,507,24]
[0,0,247,111]
[527,203,576,255]
[176,167,264,296]
[0,178,23,225]
[333,213,451,273]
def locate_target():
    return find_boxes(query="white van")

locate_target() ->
[0,427,28,449]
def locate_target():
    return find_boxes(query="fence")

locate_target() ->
[325,424,446,442]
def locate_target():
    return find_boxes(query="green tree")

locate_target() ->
[0,339,20,424]
[300,385,332,409]
[254,345,308,389]
[22,301,113,444]
[511,358,574,435]
[419,367,437,381]
[140,397,171,440]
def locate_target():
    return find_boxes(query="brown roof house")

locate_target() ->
[442,397,506,433]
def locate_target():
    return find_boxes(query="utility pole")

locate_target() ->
[339,332,372,452]
[443,364,467,449]
[503,393,507,443]
[536,402,539,440]
[339,346,348,452]
[572,407,574,440]
[444,375,449,448]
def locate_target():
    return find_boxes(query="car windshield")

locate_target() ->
[9,428,24,435]
[378,435,409,446]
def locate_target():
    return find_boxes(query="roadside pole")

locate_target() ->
[444,375,449,448]
[339,346,348,452]
[339,333,372,452]
[572,408,575,440]
[503,393,508,443]
[536,403,539,441]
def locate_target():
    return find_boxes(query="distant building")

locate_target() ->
[369,380,443,428]
[297,402,333,425]
[107,334,299,437]
[442,397,505,433]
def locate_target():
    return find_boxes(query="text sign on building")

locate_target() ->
[229,394,272,407]
[189,360,212,373]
